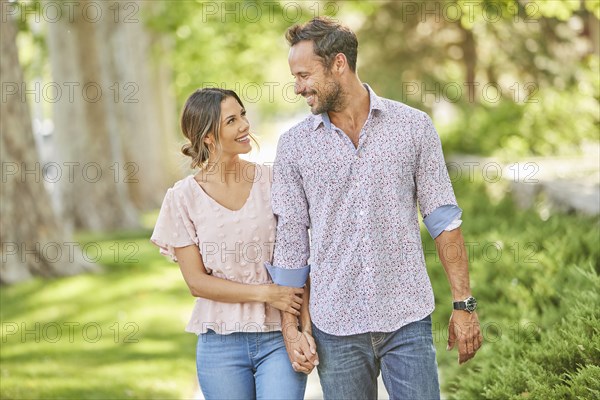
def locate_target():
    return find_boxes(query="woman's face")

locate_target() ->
[210,96,252,157]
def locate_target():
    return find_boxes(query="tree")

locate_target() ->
[1,7,96,284]
[44,0,140,232]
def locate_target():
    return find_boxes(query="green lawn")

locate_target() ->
[1,178,598,399]
[1,231,199,399]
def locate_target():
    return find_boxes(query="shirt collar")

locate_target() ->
[312,83,385,131]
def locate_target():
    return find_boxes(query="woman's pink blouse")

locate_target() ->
[150,164,281,335]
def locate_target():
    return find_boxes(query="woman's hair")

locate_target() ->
[285,17,358,72]
[180,88,247,169]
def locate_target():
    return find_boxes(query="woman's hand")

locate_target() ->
[263,284,304,315]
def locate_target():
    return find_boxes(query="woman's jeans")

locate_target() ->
[312,314,441,400]
[196,330,307,400]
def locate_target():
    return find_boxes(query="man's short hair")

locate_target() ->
[286,17,358,72]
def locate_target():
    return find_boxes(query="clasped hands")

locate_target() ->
[281,318,319,374]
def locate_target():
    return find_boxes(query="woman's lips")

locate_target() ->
[235,134,250,143]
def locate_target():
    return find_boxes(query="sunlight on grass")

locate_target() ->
[1,230,198,399]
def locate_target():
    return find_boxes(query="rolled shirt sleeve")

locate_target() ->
[415,113,463,239]
[423,205,462,239]
[264,133,311,288]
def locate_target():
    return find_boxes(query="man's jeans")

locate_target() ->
[196,330,307,400]
[312,315,440,400]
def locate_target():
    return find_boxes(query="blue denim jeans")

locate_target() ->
[312,315,440,400]
[196,330,307,400]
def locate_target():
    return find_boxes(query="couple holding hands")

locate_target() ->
[151,17,482,400]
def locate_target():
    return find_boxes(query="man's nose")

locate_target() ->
[294,81,304,95]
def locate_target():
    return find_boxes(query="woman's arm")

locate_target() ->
[174,244,304,316]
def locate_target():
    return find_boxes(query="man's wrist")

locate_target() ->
[453,295,477,313]
[452,291,472,302]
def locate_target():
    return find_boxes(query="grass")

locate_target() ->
[1,230,199,399]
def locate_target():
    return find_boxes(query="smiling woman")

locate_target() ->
[150,88,308,400]
[179,89,256,170]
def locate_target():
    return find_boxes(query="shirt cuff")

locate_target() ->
[445,217,463,231]
[264,262,310,288]
[423,205,463,239]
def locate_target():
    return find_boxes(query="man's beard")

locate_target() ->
[311,79,345,115]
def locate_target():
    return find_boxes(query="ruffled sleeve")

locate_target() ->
[150,188,198,262]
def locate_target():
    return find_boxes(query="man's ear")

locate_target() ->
[333,53,347,74]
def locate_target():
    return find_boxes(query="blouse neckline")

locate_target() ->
[189,163,258,213]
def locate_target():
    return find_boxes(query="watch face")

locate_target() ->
[465,297,477,312]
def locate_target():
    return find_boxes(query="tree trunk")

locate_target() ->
[45,0,140,232]
[101,0,179,210]
[460,24,477,104]
[1,7,96,284]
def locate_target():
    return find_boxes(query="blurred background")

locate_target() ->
[1,0,599,399]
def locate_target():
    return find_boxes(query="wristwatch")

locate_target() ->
[453,296,477,313]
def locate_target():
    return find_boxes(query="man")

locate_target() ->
[266,17,482,399]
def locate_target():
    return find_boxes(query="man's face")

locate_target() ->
[288,40,343,115]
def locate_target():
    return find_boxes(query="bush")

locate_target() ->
[428,178,600,399]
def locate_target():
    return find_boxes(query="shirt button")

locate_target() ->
[365,267,371,273]
[359,210,365,216]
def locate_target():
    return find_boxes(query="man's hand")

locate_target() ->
[282,319,319,374]
[447,310,483,364]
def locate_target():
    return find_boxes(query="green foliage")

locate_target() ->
[358,0,599,157]
[443,76,600,157]
[425,178,600,399]
[145,0,338,115]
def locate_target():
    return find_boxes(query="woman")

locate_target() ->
[151,88,307,399]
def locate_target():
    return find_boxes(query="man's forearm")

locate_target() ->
[435,228,472,300]
[299,278,312,333]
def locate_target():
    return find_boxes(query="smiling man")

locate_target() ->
[266,17,483,400]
